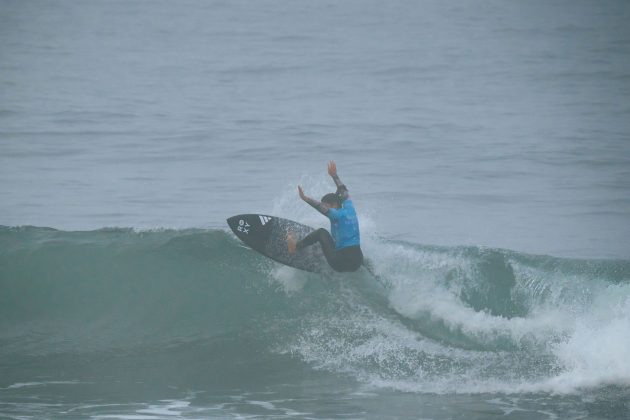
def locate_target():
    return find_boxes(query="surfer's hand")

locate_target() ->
[327,161,337,177]
[298,185,306,200]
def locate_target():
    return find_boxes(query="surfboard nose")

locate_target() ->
[226,216,239,233]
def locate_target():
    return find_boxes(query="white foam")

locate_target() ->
[368,241,571,348]
[5,381,80,390]
[92,416,160,420]
[268,265,308,294]
[89,399,203,420]
[544,286,630,393]
[247,400,276,410]
[290,232,630,395]
[271,180,630,396]
[136,399,190,416]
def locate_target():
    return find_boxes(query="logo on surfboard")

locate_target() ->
[259,215,272,226]
[237,219,250,234]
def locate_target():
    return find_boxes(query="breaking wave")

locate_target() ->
[1,225,629,396]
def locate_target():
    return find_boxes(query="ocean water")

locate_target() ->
[1,0,629,419]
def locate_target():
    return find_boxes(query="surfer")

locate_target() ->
[287,161,363,272]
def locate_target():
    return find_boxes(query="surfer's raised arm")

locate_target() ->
[298,185,329,215]
[328,160,349,201]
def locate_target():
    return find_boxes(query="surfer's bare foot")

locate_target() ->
[287,232,297,254]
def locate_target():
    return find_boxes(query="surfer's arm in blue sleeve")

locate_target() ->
[328,160,349,201]
[298,185,329,215]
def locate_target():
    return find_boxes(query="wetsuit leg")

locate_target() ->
[297,229,363,272]
[297,228,337,265]
[336,246,363,272]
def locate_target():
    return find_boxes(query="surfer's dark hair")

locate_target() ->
[321,193,341,207]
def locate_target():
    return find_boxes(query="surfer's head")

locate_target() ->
[321,193,341,209]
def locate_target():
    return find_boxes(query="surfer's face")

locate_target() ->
[322,200,340,210]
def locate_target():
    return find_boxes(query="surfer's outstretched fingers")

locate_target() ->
[328,161,337,176]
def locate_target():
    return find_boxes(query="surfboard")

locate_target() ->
[226,214,328,273]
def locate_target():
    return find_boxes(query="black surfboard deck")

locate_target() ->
[227,214,328,273]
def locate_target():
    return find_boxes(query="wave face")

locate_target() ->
[1,226,629,396]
